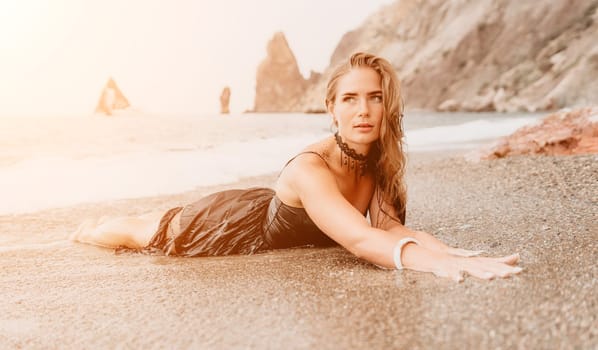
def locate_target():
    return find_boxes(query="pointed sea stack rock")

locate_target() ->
[220,86,231,114]
[253,32,307,112]
[95,78,130,116]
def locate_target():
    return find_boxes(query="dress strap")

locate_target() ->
[278,151,330,178]
[282,151,330,170]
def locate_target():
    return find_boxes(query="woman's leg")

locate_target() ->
[70,211,165,249]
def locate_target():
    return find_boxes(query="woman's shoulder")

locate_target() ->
[284,138,334,170]
[281,151,331,179]
[275,141,336,207]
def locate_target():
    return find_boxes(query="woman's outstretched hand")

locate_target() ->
[432,253,522,282]
[391,230,522,281]
[410,231,485,258]
[445,247,485,257]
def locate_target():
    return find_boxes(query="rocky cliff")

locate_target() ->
[284,0,598,112]
[253,32,308,112]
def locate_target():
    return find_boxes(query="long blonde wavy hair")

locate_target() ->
[325,52,407,224]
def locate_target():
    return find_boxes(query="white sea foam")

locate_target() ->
[0,113,541,215]
[0,240,70,253]
[405,117,539,151]
[0,132,327,215]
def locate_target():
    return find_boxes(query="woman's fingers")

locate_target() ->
[463,258,523,280]
[482,263,522,278]
[475,253,520,265]
[428,253,523,282]
[433,268,464,282]
[493,253,520,266]
[448,247,485,257]
[452,270,464,283]
[466,267,496,280]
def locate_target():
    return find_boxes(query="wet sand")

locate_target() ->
[0,152,596,349]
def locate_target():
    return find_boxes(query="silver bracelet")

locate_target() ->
[393,237,421,270]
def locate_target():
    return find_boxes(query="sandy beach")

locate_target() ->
[0,151,596,349]
[3,0,597,347]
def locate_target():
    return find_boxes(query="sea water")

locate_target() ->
[0,111,541,215]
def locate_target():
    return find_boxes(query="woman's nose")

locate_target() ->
[357,98,369,116]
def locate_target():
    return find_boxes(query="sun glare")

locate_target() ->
[0,0,395,116]
[0,1,50,50]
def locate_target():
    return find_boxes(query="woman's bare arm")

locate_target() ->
[285,156,522,281]
[367,186,522,280]
[369,189,484,257]
[284,156,453,269]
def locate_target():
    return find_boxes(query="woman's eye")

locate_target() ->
[343,96,356,103]
[371,95,383,103]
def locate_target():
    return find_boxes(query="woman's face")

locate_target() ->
[330,67,384,151]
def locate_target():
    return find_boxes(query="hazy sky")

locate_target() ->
[0,0,393,116]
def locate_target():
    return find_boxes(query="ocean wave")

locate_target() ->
[405,117,539,150]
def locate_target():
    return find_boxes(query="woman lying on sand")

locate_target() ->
[71,52,522,282]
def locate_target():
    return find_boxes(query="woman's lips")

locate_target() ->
[354,123,373,128]
[354,124,374,133]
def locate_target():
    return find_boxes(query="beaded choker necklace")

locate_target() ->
[334,132,369,176]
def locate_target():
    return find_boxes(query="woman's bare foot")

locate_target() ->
[69,217,100,242]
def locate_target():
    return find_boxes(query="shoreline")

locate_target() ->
[0,150,464,245]
[1,111,544,216]
[0,151,596,348]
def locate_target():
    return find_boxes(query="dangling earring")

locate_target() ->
[330,118,339,134]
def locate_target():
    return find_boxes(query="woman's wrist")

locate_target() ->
[408,229,451,253]
[399,241,458,273]
[431,252,461,273]
[393,237,421,269]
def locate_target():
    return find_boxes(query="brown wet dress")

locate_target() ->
[139,152,341,257]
